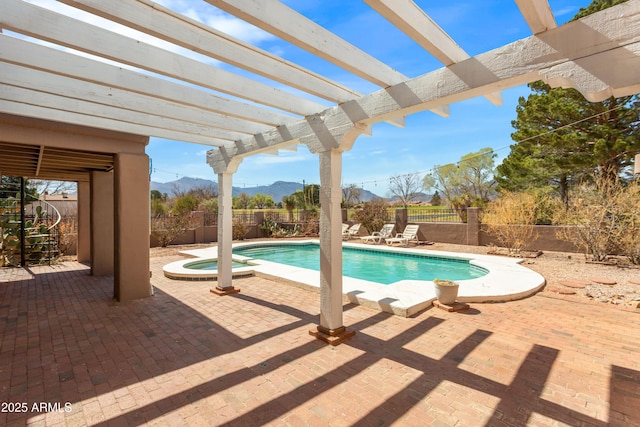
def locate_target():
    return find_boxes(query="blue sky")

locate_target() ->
[21,0,592,197]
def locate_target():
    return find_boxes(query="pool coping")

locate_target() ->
[163,240,546,317]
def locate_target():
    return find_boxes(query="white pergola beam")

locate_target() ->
[0,86,240,144]
[204,0,408,88]
[0,62,271,136]
[0,99,226,146]
[365,0,502,106]
[56,0,362,104]
[209,1,640,171]
[365,0,468,65]
[2,0,329,116]
[515,0,558,34]
[0,35,297,127]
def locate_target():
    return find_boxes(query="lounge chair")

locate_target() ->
[342,223,361,240]
[360,223,395,244]
[385,224,420,247]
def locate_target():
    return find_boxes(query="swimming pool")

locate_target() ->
[185,259,249,270]
[163,240,546,316]
[232,243,487,284]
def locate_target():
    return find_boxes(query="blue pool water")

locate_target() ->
[233,243,487,285]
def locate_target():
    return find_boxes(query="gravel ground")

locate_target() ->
[149,240,640,310]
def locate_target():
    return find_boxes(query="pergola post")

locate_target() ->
[309,148,356,345]
[211,169,240,296]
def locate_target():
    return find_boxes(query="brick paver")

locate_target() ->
[1,256,639,426]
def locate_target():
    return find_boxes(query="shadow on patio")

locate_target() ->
[1,257,639,426]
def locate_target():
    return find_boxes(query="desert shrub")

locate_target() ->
[613,181,640,264]
[151,198,168,217]
[482,192,539,254]
[151,213,195,247]
[352,198,388,234]
[171,194,198,216]
[553,178,640,262]
[232,217,249,240]
[57,216,77,256]
[300,207,319,236]
[200,198,218,215]
[260,217,300,238]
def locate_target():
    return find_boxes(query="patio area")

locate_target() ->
[1,255,639,426]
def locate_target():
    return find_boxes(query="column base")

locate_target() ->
[210,286,241,296]
[309,325,356,346]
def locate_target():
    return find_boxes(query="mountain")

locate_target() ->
[151,177,217,196]
[151,178,383,203]
[237,181,302,202]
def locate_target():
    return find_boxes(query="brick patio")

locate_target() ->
[1,255,639,426]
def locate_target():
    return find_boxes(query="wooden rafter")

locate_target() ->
[0,36,296,127]
[3,0,328,115]
[515,0,558,34]
[0,141,114,181]
[55,0,360,103]
[364,0,502,106]
[203,0,407,87]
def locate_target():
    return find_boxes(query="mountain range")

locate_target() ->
[150,177,386,203]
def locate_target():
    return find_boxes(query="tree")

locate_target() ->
[30,180,76,197]
[389,173,422,207]
[342,184,362,208]
[430,190,442,206]
[233,192,251,209]
[171,193,198,215]
[424,148,497,206]
[150,190,166,201]
[495,1,640,203]
[352,198,388,235]
[250,193,275,209]
[496,81,639,203]
[574,0,629,17]
[188,184,217,201]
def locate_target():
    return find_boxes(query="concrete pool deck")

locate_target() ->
[2,257,639,426]
[164,240,546,317]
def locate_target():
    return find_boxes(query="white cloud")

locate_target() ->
[204,13,275,45]
[152,0,276,45]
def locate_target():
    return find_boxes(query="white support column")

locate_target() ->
[211,171,240,295]
[309,148,355,345]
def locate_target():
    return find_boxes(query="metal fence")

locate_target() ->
[408,208,464,223]
[264,209,306,223]
[232,212,256,225]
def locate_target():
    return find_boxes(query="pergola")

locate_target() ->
[1,0,640,343]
